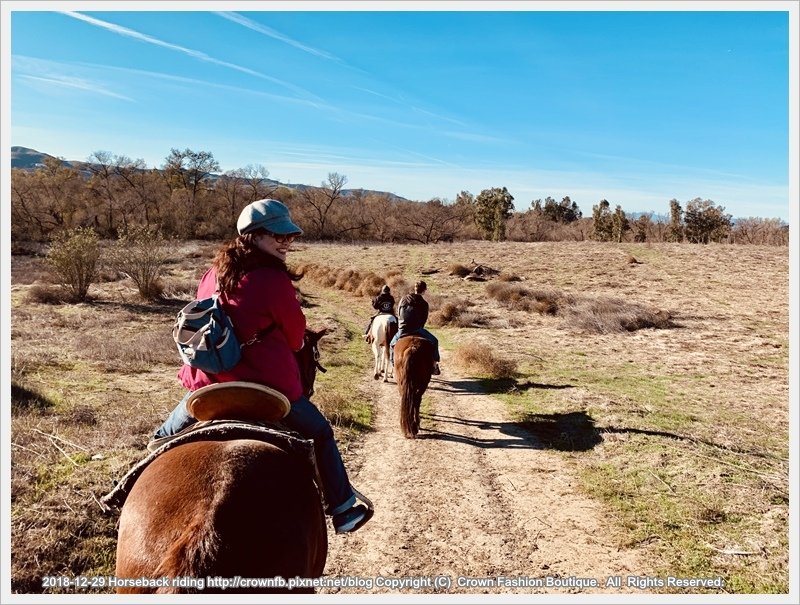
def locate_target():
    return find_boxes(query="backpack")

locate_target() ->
[172,293,274,374]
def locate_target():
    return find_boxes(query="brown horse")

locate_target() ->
[394,335,435,438]
[113,328,329,594]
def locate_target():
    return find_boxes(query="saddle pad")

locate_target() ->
[186,381,291,423]
[101,420,315,510]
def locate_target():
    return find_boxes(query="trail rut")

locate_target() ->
[321,352,651,595]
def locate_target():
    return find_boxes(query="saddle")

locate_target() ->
[187,381,290,423]
[102,419,316,510]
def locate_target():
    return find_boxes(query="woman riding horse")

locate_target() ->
[390,280,440,375]
[152,199,370,534]
[364,284,395,343]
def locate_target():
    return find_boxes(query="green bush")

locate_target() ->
[46,227,101,302]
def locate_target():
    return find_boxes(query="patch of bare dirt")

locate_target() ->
[321,351,650,595]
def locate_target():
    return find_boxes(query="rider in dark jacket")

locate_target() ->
[364,285,395,341]
[390,280,440,374]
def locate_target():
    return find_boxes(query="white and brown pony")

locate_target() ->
[369,313,397,382]
[111,328,329,593]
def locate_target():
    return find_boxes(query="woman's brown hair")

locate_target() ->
[213,231,300,294]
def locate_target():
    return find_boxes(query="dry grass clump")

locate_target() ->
[453,342,518,379]
[486,282,568,314]
[429,298,480,327]
[497,272,522,282]
[486,281,672,334]
[356,273,387,297]
[448,263,472,277]
[161,277,198,300]
[385,273,410,295]
[563,298,674,334]
[295,262,410,300]
[24,284,73,305]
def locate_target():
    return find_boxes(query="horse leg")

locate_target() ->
[381,344,390,382]
[372,342,381,380]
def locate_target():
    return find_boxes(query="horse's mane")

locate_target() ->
[295,328,327,397]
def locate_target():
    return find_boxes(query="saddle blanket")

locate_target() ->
[101,420,316,509]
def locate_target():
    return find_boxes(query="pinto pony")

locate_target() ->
[369,314,397,382]
[112,328,329,593]
[393,335,435,438]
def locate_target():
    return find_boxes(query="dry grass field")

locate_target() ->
[7,239,791,595]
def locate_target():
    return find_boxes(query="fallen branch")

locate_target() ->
[647,469,676,494]
[11,442,47,460]
[46,437,79,467]
[32,428,89,452]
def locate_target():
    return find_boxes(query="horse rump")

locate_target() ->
[115,439,327,593]
[394,335,435,438]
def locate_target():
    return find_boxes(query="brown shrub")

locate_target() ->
[486,282,567,314]
[430,298,478,327]
[448,263,471,277]
[563,298,674,334]
[497,272,522,282]
[161,277,197,300]
[453,311,489,328]
[24,285,71,305]
[357,274,386,297]
[453,342,517,379]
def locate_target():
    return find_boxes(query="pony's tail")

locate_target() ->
[398,353,418,438]
[397,338,431,438]
[153,512,221,593]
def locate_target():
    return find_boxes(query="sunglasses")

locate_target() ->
[267,232,297,244]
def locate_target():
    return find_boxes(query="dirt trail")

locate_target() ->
[321,352,651,595]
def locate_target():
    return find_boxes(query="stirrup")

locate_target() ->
[348,485,375,532]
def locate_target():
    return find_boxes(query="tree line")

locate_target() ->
[10,147,789,246]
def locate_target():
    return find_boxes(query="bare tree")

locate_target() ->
[160,148,221,237]
[215,172,249,234]
[240,164,276,202]
[300,172,348,239]
[397,198,464,243]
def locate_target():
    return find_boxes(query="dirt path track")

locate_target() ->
[321,352,650,595]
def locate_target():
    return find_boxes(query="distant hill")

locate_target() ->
[11,146,73,170]
[10,146,410,202]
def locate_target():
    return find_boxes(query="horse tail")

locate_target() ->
[397,350,417,438]
[396,336,433,438]
[153,512,221,593]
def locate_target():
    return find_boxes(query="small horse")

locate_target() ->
[112,328,329,593]
[393,335,435,438]
[296,327,328,396]
[370,314,397,382]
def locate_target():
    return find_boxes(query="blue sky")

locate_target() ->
[4,3,795,221]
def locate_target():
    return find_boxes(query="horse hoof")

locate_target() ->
[373,374,379,380]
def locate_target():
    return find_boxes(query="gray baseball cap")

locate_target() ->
[237,199,303,236]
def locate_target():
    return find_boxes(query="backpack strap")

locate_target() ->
[216,287,277,349]
[240,322,277,348]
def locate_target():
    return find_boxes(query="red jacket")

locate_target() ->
[177,266,307,401]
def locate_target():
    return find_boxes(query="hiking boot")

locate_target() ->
[333,504,369,534]
[432,362,441,376]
